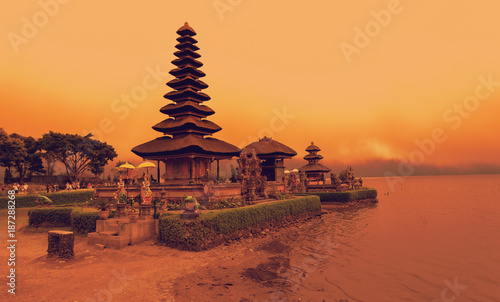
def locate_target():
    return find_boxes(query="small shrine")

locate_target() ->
[131,22,240,184]
[237,148,267,201]
[242,137,297,183]
[299,142,331,182]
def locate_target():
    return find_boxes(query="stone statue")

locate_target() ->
[330,173,341,191]
[141,175,153,205]
[290,171,299,193]
[237,148,266,201]
[203,179,215,201]
[115,178,127,203]
[299,171,307,193]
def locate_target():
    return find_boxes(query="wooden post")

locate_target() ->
[156,160,160,182]
[216,159,220,183]
[189,158,193,180]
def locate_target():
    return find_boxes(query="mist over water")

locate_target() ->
[275,175,500,301]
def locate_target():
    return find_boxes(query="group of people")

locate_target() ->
[64,182,95,191]
[45,184,60,193]
[0,181,97,195]
[2,183,29,194]
[45,182,94,193]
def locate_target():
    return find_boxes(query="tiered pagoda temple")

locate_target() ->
[243,137,297,182]
[299,142,330,181]
[132,22,240,184]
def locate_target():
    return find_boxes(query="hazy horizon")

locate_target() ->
[2,1,500,178]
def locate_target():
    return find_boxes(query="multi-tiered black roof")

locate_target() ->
[299,142,331,173]
[132,22,240,159]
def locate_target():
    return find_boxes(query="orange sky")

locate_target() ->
[2,1,500,176]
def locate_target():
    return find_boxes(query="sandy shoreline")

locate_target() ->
[1,207,347,302]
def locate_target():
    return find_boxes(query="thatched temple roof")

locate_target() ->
[132,134,240,159]
[243,137,297,159]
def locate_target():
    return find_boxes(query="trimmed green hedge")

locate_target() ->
[297,188,377,203]
[159,214,208,249]
[71,210,99,234]
[0,190,94,209]
[159,196,321,251]
[28,207,98,234]
[28,208,73,227]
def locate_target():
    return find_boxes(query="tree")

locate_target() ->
[10,134,45,180]
[41,152,57,176]
[38,132,117,181]
[89,163,105,178]
[0,129,23,179]
[0,129,44,182]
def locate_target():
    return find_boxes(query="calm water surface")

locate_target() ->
[275,174,500,302]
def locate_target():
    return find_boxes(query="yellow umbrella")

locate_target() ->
[137,161,156,175]
[118,162,135,170]
[118,162,135,180]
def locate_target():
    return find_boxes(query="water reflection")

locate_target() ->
[272,175,500,302]
[264,202,379,301]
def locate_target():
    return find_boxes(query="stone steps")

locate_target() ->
[87,218,158,250]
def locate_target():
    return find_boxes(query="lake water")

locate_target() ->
[272,174,500,301]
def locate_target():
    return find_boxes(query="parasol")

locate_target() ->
[118,162,135,203]
[137,161,156,175]
[118,162,136,180]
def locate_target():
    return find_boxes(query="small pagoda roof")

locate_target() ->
[306,142,321,152]
[243,137,297,159]
[152,117,221,135]
[160,101,215,117]
[176,22,196,36]
[175,42,200,52]
[304,153,324,160]
[176,36,198,45]
[132,134,240,159]
[172,57,203,68]
[299,163,331,173]
[167,76,208,91]
[164,88,211,102]
[174,48,201,59]
[169,66,206,78]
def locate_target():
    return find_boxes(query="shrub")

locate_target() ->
[268,191,292,200]
[28,208,73,227]
[297,188,377,203]
[158,196,321,250]
[208,197,244,210]
[71,209,99,234]
[45,189,94,205]
[0,189,94,209]
[166,198,182,211]
[93,198,111,211]
[27,207,99,234]
[158,214,208,248]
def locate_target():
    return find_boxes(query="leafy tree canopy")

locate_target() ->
[38,131,117,181]
[0,129,44,181]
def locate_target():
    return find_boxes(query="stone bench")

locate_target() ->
[47,230,75,259]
